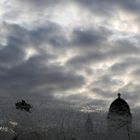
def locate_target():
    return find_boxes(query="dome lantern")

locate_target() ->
[118,93,121,98]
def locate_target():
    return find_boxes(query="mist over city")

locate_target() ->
[1,0,140,139]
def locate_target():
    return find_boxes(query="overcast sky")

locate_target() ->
[1,0,140,112]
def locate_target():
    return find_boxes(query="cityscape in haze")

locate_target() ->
[1,0,140,139]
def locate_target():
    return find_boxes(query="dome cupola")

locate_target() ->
[108,93,131,117]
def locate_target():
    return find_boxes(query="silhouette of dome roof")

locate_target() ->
[108,93,131,116]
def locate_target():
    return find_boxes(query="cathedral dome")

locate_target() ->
[108,93,131,117]
[107,93,132,140]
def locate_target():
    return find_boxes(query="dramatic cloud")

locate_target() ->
[1,0,140,112]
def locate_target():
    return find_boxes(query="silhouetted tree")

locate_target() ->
[15,100,32,113]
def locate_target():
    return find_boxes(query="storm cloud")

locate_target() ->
[0,0,140,112]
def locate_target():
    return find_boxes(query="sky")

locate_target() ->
[0,0,140,112]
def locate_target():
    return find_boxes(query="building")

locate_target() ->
[85,114,93,133]
[107,93,132,140]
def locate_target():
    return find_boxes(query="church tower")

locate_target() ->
[107,93,132,140]
[85,114,93,133]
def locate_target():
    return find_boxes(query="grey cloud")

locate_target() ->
[49,35,68,47]
[0,55,85,96]
[94,75,123,87]
[66,27,112,68]
[6,20,62,45]
[0,24,28,67]
[13,0,140,23]
[118,82,140,106]
[67,32,140,69]
[74,0,116,18]
[67,52,105,69]
[0,21,63,57]
[110,57,140,75]
[0,45,25,67]
[1,0,140,111]
[130,67,140,81]
[111,0,140,13]
[109,40,140,56]
[14,0,68,11]
[74,0,140,16]
[90,75,124,96]
[72,28,106,46]
[0,22,85,100]
[92,88,114,99]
